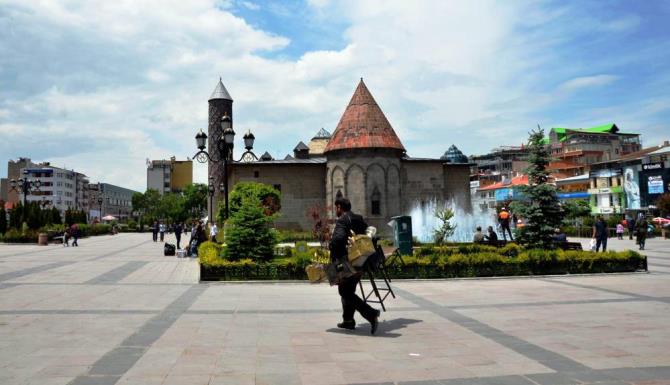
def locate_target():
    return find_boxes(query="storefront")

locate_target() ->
[639,161,670,208]
[588,168,625,215]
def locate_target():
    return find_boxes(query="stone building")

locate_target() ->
[210,78,472,236]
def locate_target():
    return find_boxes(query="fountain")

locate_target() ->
[407,199,498,243]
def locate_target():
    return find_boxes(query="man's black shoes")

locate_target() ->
[370,310,381,335]
[337,320,356,330]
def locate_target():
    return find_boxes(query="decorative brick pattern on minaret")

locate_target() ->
[208,78,233,219]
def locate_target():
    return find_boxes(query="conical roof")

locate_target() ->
[440,144,469,163]
[209,77,233,101]
[324,79,405,153]
[312,128,331,139]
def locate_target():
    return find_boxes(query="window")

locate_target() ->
[336,190,343,199]
[254,171,259,178]
[371,187,381,216]
[273,184,281,192]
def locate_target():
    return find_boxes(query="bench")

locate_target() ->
[555,241,583,251]
[475,240,507,248]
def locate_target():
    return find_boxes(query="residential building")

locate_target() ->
[5,157,38,205]
[88,182,139,221]
[469,145,530,184]
[19,163,89,216]
[146,157,193,194]
[549,124,641,168]
[474,175,528,211]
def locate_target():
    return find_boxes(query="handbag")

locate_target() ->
[325,258,358,286]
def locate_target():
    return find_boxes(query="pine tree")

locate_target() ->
[51,207,62,224]
[9,202,23,230]
[225,197,278,261]
[0,207,6,235]
[510,127,565,249]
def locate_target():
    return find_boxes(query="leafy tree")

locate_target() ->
[306,203,332,248]
[433,207,456,245]
[224,197,278,261]
[183,183,208,219]
[0,207,6,234]
[562,200,591,224]
[510,127,565,249]
[26,202,42,230]
[657,193,670,217]
[219,182,281,222]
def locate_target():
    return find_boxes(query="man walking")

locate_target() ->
[592,216,608,252]
[70,223,79,247]
[330,197,380,335]
[498,207,513,241]
[627,216,636,240]
[152,220,159,242]
[174,222,183,249]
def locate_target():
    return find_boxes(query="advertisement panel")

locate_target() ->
[623,167,641,210]
[648,175,664,194]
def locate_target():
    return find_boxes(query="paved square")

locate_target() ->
[1,233,669,385]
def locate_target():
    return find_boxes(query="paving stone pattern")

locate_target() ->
[0,233,669,385]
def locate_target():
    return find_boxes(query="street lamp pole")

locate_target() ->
[98,197,103,220]
[9,170,41,207]
[208,178,215,221]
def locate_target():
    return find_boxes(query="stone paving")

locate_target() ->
[0,233,669,385]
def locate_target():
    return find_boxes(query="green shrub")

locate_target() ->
[1,228,38,243]
[276,229,315,242]
[224,197,278,261]
[198,241,226,267]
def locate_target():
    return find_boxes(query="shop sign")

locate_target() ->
[642,162,663,171]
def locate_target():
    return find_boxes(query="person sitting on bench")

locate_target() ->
[484,226,498,246]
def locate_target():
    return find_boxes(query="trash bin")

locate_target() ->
[38,233,48,246]
[391,215,413,255]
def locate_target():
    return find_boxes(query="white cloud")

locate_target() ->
[1,0,667,191]
[558,75,618,92]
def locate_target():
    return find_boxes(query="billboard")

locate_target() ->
[623,167,641,210]
[648,175,664,194]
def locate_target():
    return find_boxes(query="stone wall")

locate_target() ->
[229,163,326,231]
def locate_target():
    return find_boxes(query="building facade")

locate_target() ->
[88,183,139,221]
[18,163,89,216]
[215,78,472,236]
[146,157,193,194]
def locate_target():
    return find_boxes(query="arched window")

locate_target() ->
[371,187,381,215]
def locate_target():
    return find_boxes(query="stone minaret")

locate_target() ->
[208,78,233,221]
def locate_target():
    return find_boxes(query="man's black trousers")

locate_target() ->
[338,275,376,322]
[501,224,513,241]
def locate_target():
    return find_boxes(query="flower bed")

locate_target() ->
[198,242,647,281]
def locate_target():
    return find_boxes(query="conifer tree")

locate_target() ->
[510,127,565,249]
[224,197,278,261]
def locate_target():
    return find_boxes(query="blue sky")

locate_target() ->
[1,0,669,191]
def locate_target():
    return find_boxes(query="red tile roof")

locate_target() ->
[478,175,528,191]
[324,79,405,153]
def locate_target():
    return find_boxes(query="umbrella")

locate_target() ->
[102,215,117,221]
[652,217,670,225]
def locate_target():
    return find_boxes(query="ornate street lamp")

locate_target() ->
[192,111,261,221]
[9,170,41,206]
[98,197,103,220]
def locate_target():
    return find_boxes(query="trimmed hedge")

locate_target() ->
[199,241,647,281]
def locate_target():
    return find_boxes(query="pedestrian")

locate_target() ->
[473,226,485,243]
[63,228,70,247]
[627,217,636,240]
[209,222,218,242]
[484,225,498,246]
[616,223,624,240]
[498,207,513,241]
[636,218,648,250]
[159,222,166,242]
[174,222,183,249]
[152,220,159,242]
[552,228,567,242]
[70,223,79,247]
[330,197,380,335]
[592,216,608,252]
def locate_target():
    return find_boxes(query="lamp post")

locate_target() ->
[9,170,41,207]
[193,113,256,221]
[98,197,103,220]
[208,177,215,221]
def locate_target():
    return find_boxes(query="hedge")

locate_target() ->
[199,241,647,281]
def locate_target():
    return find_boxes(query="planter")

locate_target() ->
[38,233,48,246]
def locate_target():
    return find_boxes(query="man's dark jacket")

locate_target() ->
[329,212,368,263]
